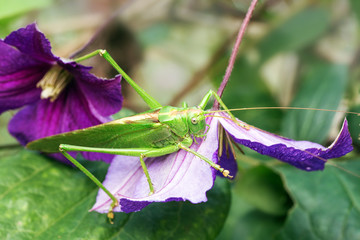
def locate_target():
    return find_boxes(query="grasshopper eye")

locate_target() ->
[191,117,198,125]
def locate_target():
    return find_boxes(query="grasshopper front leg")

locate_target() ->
[198,89,249,129]
[178,143,233,178]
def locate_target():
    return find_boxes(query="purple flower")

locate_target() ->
[91,113,352,213]
[0,23,122,163]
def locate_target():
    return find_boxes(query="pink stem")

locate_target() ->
[213,0,258,109]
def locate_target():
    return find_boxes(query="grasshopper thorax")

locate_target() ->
[158,106,206,138]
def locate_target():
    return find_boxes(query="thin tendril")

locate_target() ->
[214,0,258,109]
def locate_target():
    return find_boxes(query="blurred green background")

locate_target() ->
[1,0,360,239]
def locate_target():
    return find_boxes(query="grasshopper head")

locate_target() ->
[187,108,206,137]
[159,106,207,138]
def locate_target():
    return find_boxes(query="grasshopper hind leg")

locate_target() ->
[59,145,119,223]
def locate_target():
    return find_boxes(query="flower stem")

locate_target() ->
[213,0,258,110]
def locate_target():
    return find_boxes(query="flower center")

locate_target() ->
[36,65,71,101]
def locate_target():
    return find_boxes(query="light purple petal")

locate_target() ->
[218,112,353,171]
[0,40,50,113]
[4,23,57,63]
[91,118,219,213]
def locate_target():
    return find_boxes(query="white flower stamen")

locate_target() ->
[36,65,71,101]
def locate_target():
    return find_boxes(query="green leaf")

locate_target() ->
[0,0,52,20]
[236,166,292,216]
[0,149,230,239]
[347,105,360,151]
[349,0,360,23]
[217,184,285,240]
[281,63,348,143]
[274,160,360,240]
[0,0,53,37]
[0,112,17,146]
[258,8,330,62]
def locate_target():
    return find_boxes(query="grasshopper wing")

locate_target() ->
[27,111,176,153]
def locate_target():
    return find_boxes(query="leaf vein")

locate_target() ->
[33,188,98,238]
[109,213,133,240]
[0,162,52,200]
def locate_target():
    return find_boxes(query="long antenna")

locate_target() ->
[205,106,360,116]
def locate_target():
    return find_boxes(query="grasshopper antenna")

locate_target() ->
[205,107,360,116]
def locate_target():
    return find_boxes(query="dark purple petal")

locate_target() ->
[4,23,57,63]
[0,40,50,113]
[318,119,353,159]
[61,62,123,117]
[2,23,123,164]
[219,113,353,171]
[216,137,238,178]
[8,81,115,163]
[91,118,219,213]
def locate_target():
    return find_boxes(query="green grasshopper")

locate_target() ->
[27,50,243,220]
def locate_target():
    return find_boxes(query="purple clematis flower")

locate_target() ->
[91,113,352,213]
[0,23,122,163]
